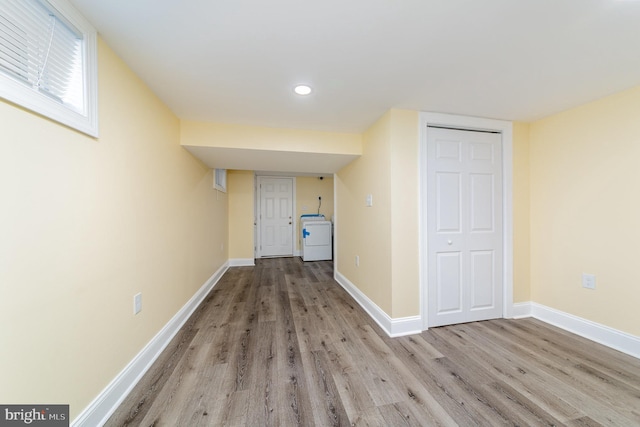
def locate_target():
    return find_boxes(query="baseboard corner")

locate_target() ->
[511,301,532,319]
[388,316,423,338]
[334,270,422,338]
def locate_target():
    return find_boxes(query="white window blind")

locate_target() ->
[0,0,97,136]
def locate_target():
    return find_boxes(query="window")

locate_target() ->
[214,169,227,192]
[0,0,98,136]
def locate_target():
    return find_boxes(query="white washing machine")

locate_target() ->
[301,214,332,261]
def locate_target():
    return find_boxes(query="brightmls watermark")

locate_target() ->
[0,405,68,426]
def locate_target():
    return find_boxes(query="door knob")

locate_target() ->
[447,240,453,245]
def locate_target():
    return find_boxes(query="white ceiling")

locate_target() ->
[68,0,640,172]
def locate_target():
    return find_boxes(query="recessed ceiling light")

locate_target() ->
[294,85,312,95]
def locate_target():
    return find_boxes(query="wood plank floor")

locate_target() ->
[105,258,640,426]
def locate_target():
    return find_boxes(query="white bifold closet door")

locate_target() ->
[427,127,503,327]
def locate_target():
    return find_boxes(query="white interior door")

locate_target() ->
[427,127,503,327]
[259,177,293,257]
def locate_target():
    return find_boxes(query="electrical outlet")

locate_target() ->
[355,255,360,267]
[582,273,596,290]
[133,293,142,314]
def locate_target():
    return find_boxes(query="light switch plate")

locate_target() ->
[365,194,373,207]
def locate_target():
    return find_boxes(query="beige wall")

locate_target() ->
[529,85,640,336]
[0,39,228,421]
[228,170,255,260]
[295,176,335,251]
[336,109,420,318]
[389,110,420,317]
[513,122,531,302]
[337,111,393,313]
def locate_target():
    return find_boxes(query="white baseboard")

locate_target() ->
[327,276,640,359]
[229,258,255,267]
[514,301,640,360]
[511,302,532,319]
[72,262,229,427]
[334,270,422,337]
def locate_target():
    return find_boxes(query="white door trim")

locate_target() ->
[255,175,297,258]
[419,112,513,330]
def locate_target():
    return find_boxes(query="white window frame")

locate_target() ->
[0,0,99,137]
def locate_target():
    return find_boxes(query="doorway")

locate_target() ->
[420,113,513,329]
[256,176,294,257]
